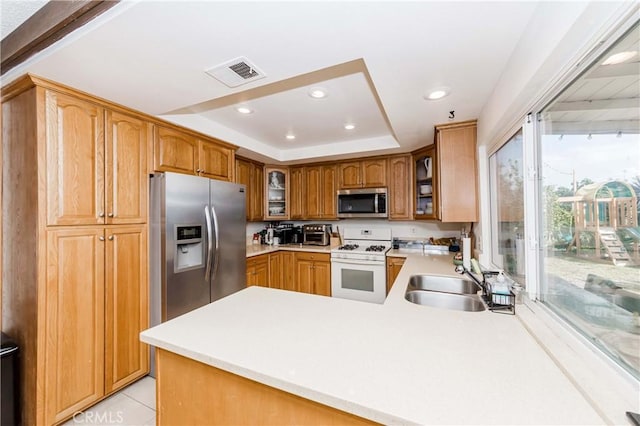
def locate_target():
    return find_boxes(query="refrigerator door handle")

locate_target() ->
[204,205,213,280]
[210,205,221,282]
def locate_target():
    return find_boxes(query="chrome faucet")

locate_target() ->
[455,265,485,294]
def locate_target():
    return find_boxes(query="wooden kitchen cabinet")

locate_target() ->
[45,91,104,226]
[153,125,198,175]
[290,166,305,219]
[106,110,149,224]
[44,225,148,423]
[306,165,336,219]
[198,139,234,181]
[281,251,297,291]
[412,145,438,220]
[435,120,478,222]
[246,254,269,287]
[235,157,264,221]
[386,256,406,294]
[154,125,235,182]
[1,76,166,425]
[105,225,149,394]
[45,228,106,423]
[387,154,412,220]
[268,252,283,289]
[338,158,386,189]
[265,167,289,220]
[295,252,331,296]
[45,92,149,226]
[411,120,478,222]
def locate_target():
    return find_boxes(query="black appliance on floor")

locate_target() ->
[1,332,20,426]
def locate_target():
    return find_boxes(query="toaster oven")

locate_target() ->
[302,224,331,246]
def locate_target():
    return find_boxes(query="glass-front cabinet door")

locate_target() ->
[413,145,438,220]
[265,167,289,220]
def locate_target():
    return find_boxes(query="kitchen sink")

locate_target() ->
[405,290,486,312]
[407,275,480,295]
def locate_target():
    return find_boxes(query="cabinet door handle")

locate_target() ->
[107,212,114,218]
[108,235,114,241]
[98,212,105,218]
[99,236,105,241]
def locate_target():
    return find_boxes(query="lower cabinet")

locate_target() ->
[269,252,283,289]
[45,226,148,424]
[386,256,406,294]
[246,251,330,296]
[105,227,149,393]
[246,254,269,287]
[281,252,297,291]
[295,252,331,296]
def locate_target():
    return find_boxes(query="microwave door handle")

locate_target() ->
[210,205,221,282]
[204,205,213,279]
[374,194,379,213]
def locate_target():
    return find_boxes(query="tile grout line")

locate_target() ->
[121,393,157,412]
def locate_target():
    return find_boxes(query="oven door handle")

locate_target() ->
[331,258,385,266]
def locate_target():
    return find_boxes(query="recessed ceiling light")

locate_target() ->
[344,123,356,130]
[308,87,328,99]
[286,134,296,140]
[236,106,253,114]
[602,51,638,65]
[424,87,450,100]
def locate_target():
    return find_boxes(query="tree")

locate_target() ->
[576,178,594,191]
[543,185,574,247]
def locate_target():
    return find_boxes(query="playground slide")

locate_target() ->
[623,227,640,241]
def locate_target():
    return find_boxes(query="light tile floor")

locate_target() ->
[62,376,156,426]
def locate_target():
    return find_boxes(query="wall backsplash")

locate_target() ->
[246,220,469,243]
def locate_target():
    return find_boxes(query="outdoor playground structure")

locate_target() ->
[558,180,639,266]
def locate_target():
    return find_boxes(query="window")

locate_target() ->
[537,23,640,379]
[489,130,526,286]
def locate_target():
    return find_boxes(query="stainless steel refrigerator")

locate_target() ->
[149,172,246,324]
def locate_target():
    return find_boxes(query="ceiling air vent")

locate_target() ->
[205,57,266,88]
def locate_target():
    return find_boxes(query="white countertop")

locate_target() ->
[141,253,604,425]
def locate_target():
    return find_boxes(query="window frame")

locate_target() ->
[484,13,640,382]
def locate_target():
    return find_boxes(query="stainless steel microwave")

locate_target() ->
[337,188,387,218]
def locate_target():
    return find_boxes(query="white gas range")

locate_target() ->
[330,227,392,304]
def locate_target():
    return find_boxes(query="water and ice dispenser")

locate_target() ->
[174,225,204,272]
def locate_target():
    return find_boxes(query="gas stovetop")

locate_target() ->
[334,243,390,254]
[330,227,392,260]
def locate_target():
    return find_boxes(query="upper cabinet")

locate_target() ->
[198,139,234,181]
[412,120,478,222]
[435,120,478,222]
[338,158,387,189]
[106,111,149,224]
[387,154,412,220]
[153,125,235,182]
[305,165,336,219]
[289,166,305,220]
[265,167,289,220]
[153,125,197,175]
[412,145,438,220]
[46,90,149,226]
[235,157,263,222]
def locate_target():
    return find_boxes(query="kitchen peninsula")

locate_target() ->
[140,254,604,425]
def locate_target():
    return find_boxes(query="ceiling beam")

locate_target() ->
[546,119,639,134]
[1,0,119,75]
[584,62,640,79]
[547,97,640,112]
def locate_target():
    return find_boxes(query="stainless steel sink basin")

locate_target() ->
[408,275,479,295]
[405,290,486,312]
